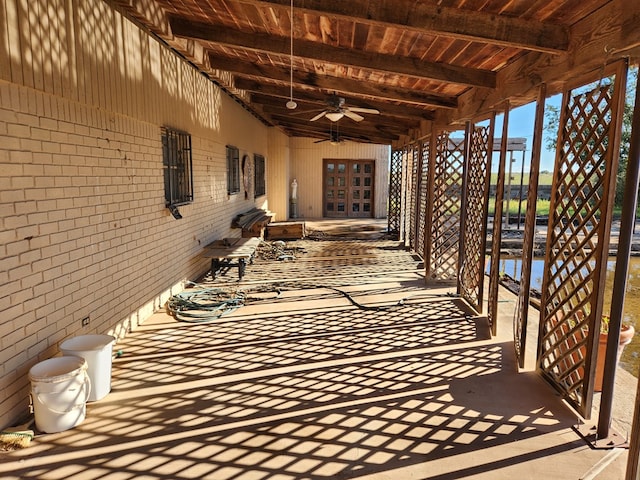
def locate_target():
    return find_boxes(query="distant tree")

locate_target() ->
[543,67,637,207]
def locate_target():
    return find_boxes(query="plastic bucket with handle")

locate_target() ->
[60,334,115,401]
[29,356,90,433]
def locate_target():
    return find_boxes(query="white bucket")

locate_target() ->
[60,334,115,401]
[29,356,90,433]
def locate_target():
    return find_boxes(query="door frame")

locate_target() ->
[322,159,375,218]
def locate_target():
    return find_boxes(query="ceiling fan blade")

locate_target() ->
[343,110,364,122]
[310,111,327,122]
[348,107,380,114]
[314,138,329,143]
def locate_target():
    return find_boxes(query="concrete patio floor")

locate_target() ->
[0,219,631,479]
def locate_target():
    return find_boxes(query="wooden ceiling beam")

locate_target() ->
[281,120,392,141]
[450,0,640,124]
[170,16,495,88]
[237,0,569,54]
[283,126,394,144]
[210,55,457,108]
[250,92,435,121]
[234,76,456,109]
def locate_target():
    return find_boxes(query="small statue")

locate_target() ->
[291,179,298,200]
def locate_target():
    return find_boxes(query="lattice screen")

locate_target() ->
[407,145,419,250]
[538,62,626,418]
[426,133,464,282]
[400,148,409,242]
[388,149,403,238]
[415,140,430,259]
[458,123,493,312]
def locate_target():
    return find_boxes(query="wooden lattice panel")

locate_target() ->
[458,124,493,312]
[415,140,430,259]
[538,63,626,418]
[427,133,464,281]
[388,149,403,238]
[407,145,419,250]
[401,148,411,243]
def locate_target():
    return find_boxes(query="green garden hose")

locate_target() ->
[167,287,245,323]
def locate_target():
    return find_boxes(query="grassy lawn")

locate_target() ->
[488,199,550,216]
[490,171,554,186]
[489,172,640,218]
[488,198,640,218]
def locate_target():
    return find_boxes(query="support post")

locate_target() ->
[488,103,510,335]
[624,73,640,479]
[506,150,514,226]
[424,129,437,280]
[457,122,472,295]
[517,149,525,229]
[597,64,632,442]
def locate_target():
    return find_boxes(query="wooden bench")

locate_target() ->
[202,237,261,280]
[232,208,275,238]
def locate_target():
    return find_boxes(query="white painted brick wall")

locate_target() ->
[0,0,277,428]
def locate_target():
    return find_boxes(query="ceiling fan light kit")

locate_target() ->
[325,112,344,122]
[314,119,345,146]
[306,94,380,123]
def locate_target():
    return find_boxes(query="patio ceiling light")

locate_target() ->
[325,112,344,122]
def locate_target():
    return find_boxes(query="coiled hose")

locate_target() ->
[167,287,245,323]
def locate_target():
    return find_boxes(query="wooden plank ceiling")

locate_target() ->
[111,0,639,145]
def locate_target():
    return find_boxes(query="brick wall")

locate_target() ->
[0,0,277,427]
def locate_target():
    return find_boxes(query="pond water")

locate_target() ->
[491,257,640,376]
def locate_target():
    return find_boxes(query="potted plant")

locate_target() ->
[594,315,635,392]
[549,310,635,392]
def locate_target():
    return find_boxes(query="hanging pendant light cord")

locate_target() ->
[290,0,294,98]
[286,0,297,109]
[290,0,293,95]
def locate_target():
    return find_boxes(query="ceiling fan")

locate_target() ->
[314,131,345,146]
[310,95,380,123]
[314,121,345,145]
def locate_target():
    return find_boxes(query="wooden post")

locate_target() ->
[424,129,437,280]
[624,69,640,479]
[595,60,630,441]
[457,122,472,295]
[488,103,510,335]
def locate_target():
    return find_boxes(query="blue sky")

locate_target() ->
[492,94,562,174]
[493,67,638,174]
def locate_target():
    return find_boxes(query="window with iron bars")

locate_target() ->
[227,145,240,195]
[162,127,193,207]
[254,154,266,197]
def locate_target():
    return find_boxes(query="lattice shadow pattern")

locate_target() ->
[20,335,573,480]
[114,298,486,391]
[204,238,423,286]
[11,232,577,480]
